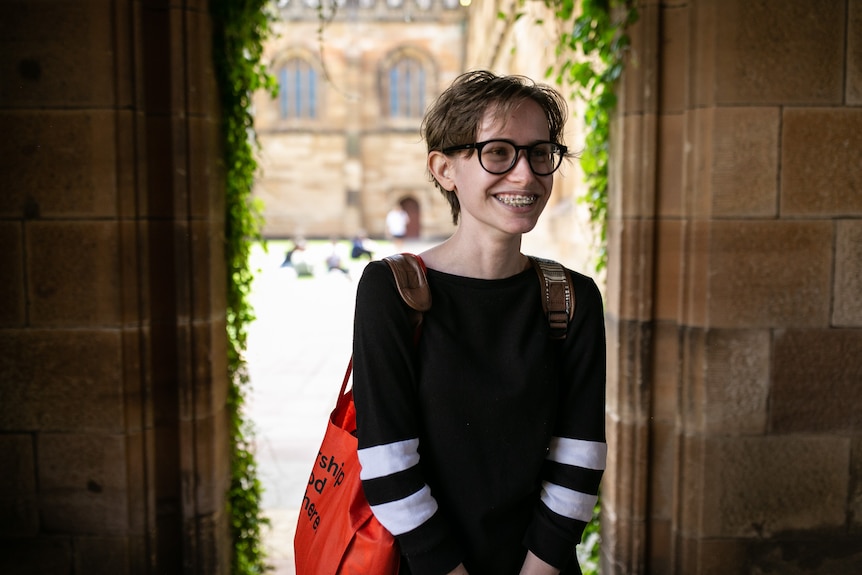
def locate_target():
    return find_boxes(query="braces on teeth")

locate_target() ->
[498,195,536,207]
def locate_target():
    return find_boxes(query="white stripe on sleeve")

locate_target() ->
[547,437,607,470]
[358,438,421,480]
[540,482,598,522]
[369,485,439,536]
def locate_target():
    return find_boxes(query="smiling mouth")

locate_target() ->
[496,194,538,207]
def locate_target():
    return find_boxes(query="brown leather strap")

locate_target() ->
[383,253,432,312]
[384,253,573,340]
[344,254,430,392]
[529,256,575,340]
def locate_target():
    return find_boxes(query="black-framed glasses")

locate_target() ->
[442,139,567,176]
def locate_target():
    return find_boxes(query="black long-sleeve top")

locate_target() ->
[353,259,607,575]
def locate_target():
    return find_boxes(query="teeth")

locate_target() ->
[497,194,537,207]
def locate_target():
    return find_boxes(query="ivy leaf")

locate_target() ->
[544,0,639,275]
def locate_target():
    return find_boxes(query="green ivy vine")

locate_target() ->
[544,0,638,273]
[210,0,278,573]
[540,2,637,573]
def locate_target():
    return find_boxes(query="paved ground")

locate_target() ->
[245,239,430,574]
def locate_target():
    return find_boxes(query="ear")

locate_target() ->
[428,151,456,192]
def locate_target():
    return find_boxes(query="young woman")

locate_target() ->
[352,70,607,575]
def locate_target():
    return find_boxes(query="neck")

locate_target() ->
[420,229,528,279]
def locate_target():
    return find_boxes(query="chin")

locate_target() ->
[506,218,541,235]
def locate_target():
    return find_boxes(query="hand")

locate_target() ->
[518,551,560,575]
[446,564,469,575]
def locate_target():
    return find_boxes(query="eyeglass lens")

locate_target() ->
[479,141,563,176]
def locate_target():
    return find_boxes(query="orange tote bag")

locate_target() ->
[294,359,400,575]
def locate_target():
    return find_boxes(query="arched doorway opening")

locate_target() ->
[400,196,420,238]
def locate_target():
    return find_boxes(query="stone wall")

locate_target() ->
[0,1,231,572]
[603,1,862,573]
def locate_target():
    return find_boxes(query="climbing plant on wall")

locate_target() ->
[211,0,277,573]
[540,2,637,572]
[545,0,638,273]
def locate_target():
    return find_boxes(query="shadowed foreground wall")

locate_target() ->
[603,1,862,573]
[0,0,231,573]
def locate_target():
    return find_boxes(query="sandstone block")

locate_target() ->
[605,316,621,415]
[852,438,862,532]
[605,218,655,321]
[702,435,849,537]
[0,112,119,219]
[689,0,718,108]
[190,321,229,419]
[0,434,38,536]
[657,114,685,218]
[123,430,152,535]
[0,0,115,108]
[716,0,845,104]
[646,517,672,574]
[188,118,222,219]
[660,4,688,114]
[189,412,230,515]
[673,533,699,575]
[620,2,650,115]
[680,327,707,432]
[183,8,218,118]
[712,107,780,217]
[677,432,706,535]
[848,1,862,104]
[686,108,714,219]
[0,330,124,432]
[74,536,129,575]
[619,114,658,219]
[708,220,832,328]
[602,418,623,517]
[834,220,862,326]
[696,538,754,575]
[188,221,223,320]
[703,328,770,435]
[27,221,121,327]
[782,108,862,216]
[0,536,72,575]
[118,220,144,325]
[0,222,25,326]
[647,421,675,520]
[651,321,681,422]
[655,219,683,321]
[701,534,862,575]
[771,329,862,433]
[39,433,129,534]
[684,220,710,326]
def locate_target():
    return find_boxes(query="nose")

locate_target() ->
[508,149,534,178]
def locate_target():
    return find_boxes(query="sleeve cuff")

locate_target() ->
[397,513,463,575]
[523,507,587,569]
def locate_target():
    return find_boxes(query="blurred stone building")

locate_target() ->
[1,0,860,574]
[252,0,467,241]
[252,0,601,270]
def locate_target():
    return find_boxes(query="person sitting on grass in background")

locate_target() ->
[351,231,375,260]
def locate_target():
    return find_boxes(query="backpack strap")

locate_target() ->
[383,253,432,337]
[383,253,574,340]
[383,253,431,312]
[529,256,576,340]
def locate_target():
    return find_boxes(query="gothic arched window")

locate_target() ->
[278,58,318,119]
[386,57,426,118]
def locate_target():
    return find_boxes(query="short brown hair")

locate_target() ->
[420,70,569,224]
